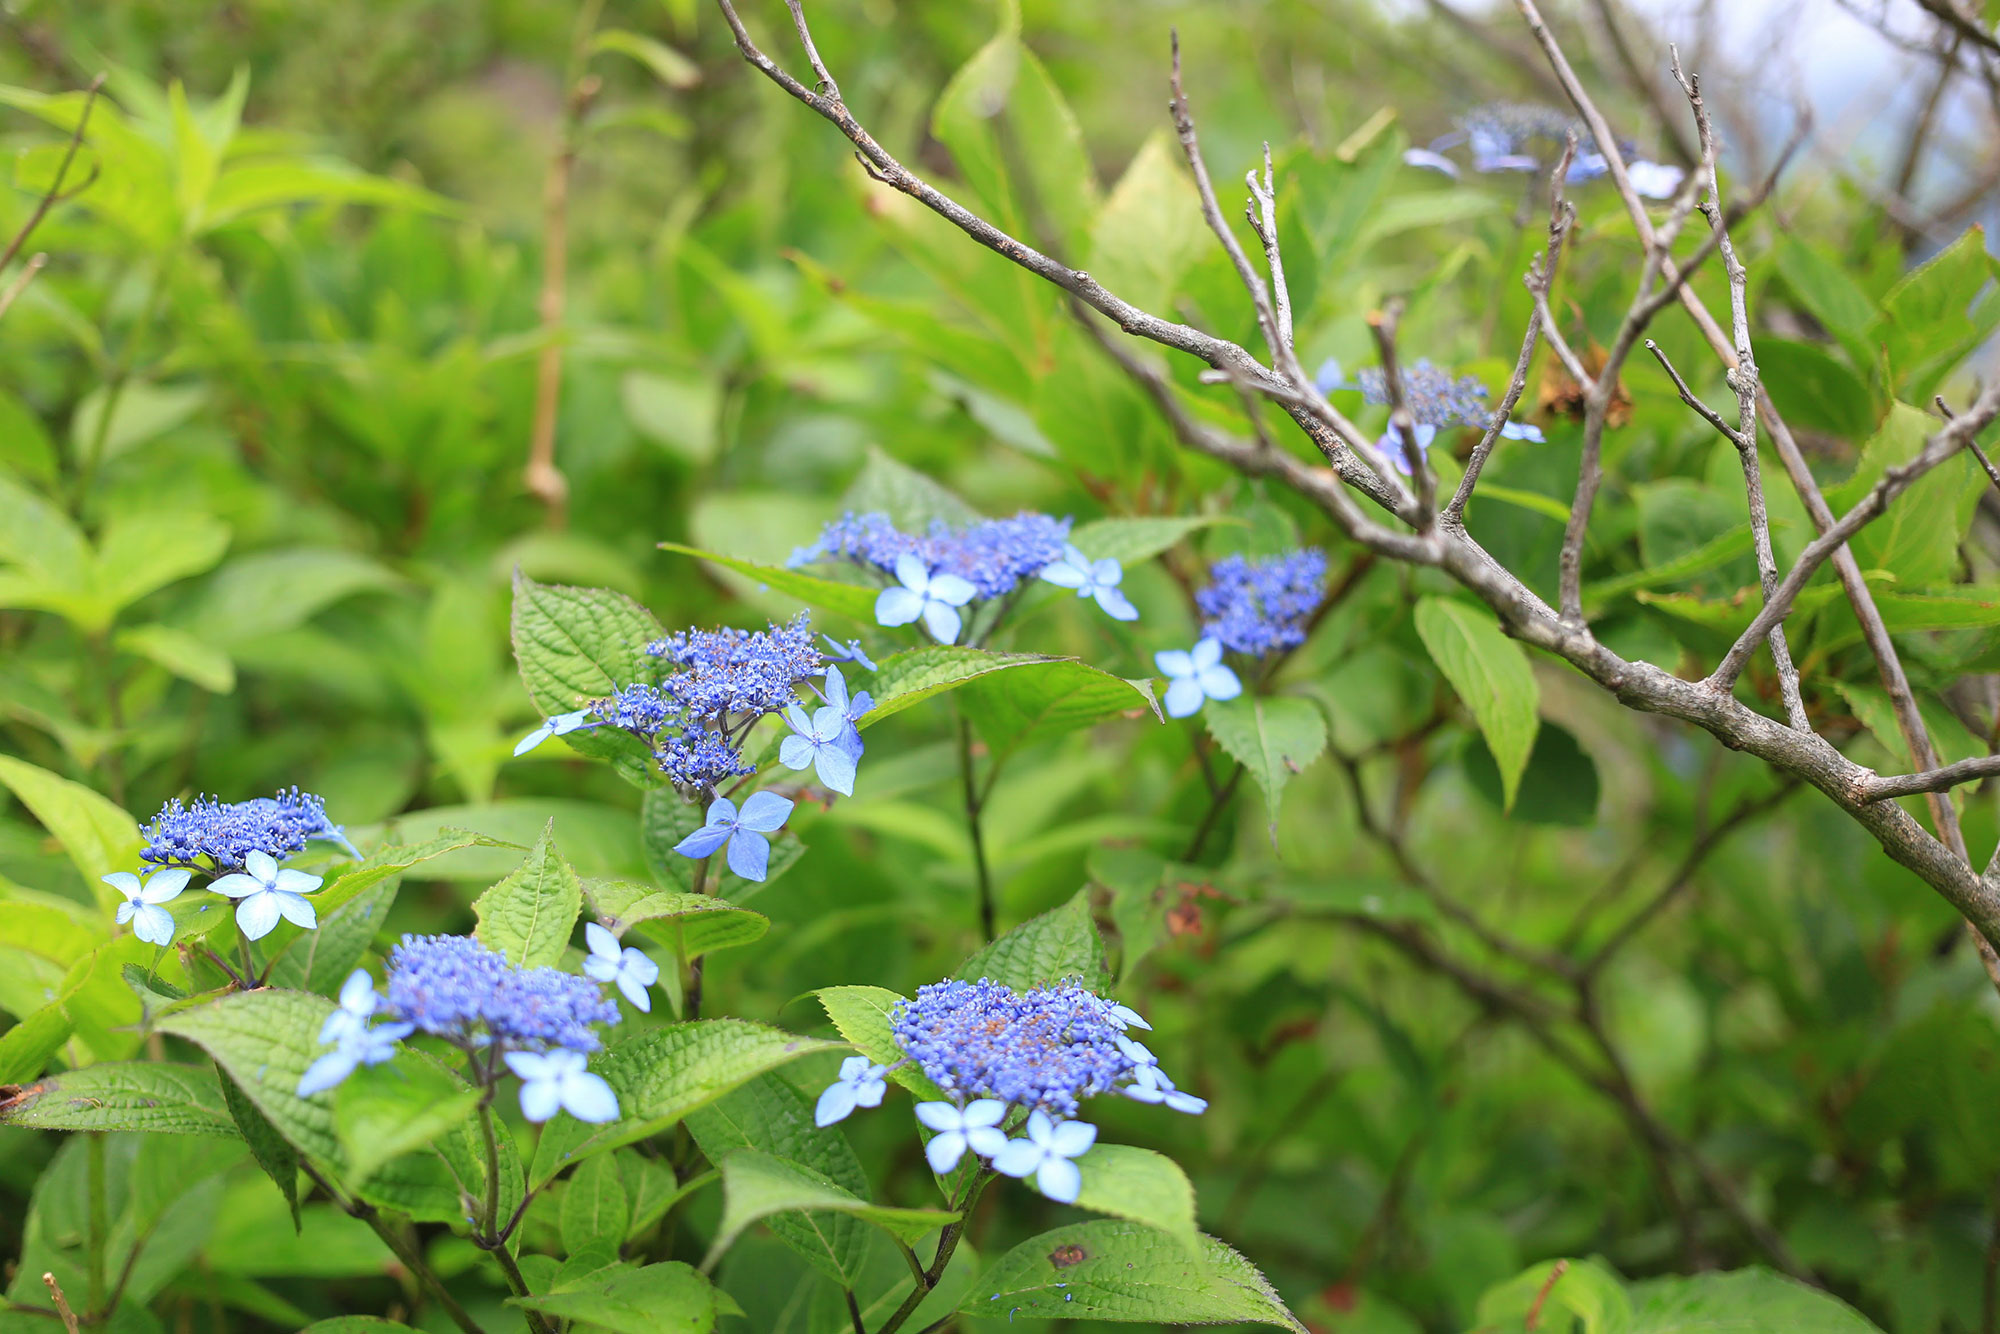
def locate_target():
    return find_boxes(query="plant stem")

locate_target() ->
[686,854,712,1018]
[475,1102,556,1334]
[955,713,996,941]
[1183,763,1243,861]
[875,1169,991,1334]
[299,1160,483,1334]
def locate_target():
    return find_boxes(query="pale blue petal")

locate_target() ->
[779,734,816,771]
[519,1078,561,1123]
[990,1139,1043,1179]
[1093,586,1139,622]
[1040,560,1087,589]
[584,922,619,960]
[814,745,857,797]
[927,573,977,607]
[338,969,377,1014]
[102,871,142,899]
[133,902,176,947]
[1313,356,1345,392]
[1199,664,1243,702]
[782,703,815,735]
[1164,1089,1209,1114]
[922,600,962,644]
[274,891,318,931]
[1500,420,1545,442]
[615,970,652,1012]
[914,1102,961,1132]
[245,851,279,883]
[623,949,660,986]
[513,724,555,757]
[273,868,323,894]
[1025,1110,1056,1145]
[297,1049,359,1098]
[1191,637,1223,670]
[673,824,733,860]
[1163,676,1206,718]
[1402,147,1461,177]
[876,585,926,627]
[505,1050,556,1081]
[925,1130,968,1174]
[726,829,771,881]
[560,1072,620,1123]
[1154,649,1194,678]
[964,1125,1009,1158]
[892,552,931,592]
[1090,558,1123,586]
[140,868,191,903]
[738,790,795,832]
[114,901,137,925]
[1037,1156,1082,1203]
[963,1099,1008,1127]
[236,891,282,941]
[208,872,263,899]
[582,954,621,983]
[1047,1119,1097,1157]
[816,1081,861,1127]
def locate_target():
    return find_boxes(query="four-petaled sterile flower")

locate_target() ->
[581,922,660,1012]
[209,850,323,941]
[780,703,860,795]
[815,1056,889,1127]
[875,553,977,644]
[296,1015,410,1097]
[821,635,878,673]
[1039,544,1139,622]
[821,666,872,759]
[1117,1034,1208,1114]
[506,1048,620,1123]
[914,1099,1009,1174]
[513,708,595,757]
[1155,638,1243,719]
[322,969,385,1046]
[672,792,795,881]
[991,1110,1097,1203]
[103,867,190,948]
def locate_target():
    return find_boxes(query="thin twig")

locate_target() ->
[39,1277,77,1334]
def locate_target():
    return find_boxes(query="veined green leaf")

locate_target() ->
[509,1260,719,1333]
[0,1061,236,1135]
[954,888,1110,991]
[657,541,879,622]
[1072,1145,1200,1255]
[473,821,583,969]
[583,880,768,960]
[1413,597,1539,811]
[814,985,945,1100]
[0,756,140,903]
[705,1149,957,1270]
[1201,694,1328,831]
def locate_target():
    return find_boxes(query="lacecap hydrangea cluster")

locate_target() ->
[789,510,1141,644]
[296,931,643,1125]
[1403,101,1684,199]
[103,788,362,949]
[1315,358,1543,474]
[1198,550,1329,658]
[813,978,1202,1204]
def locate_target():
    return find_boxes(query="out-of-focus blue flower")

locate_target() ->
[1155,638,1244,718]
[209,851,322,941]
[103,867,190,947]
[1625,159,1685,199]
[815,1056,890,1127]
[821,635,878,673]
[672,792,794,881]
[914,1099,1009,1173]
[779,704,860,795]
[648,614,824,719]
[297,1015,410,1098]
[991,1110,1097,1203]
[876,554,977,644]
[322,968,385,1045]
[581,922,660,1012]
[1321,358,1544,461]
[141,788,356,870]
[1039,543,1139,622]
[384,933,620,1053]
[1196,551,1328,658]
[791,510,1072,601]
[1402,103,1683,199]
[820,665,872,760]
[514,709,596,757]
[505,1048,620,1123]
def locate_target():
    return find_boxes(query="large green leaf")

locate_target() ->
[0,1004,73,1084]
[1201,694,1328,831]
[0,1061,236,1135]
[1826,403,1982,590]
[526,1020,841,1188]
[1072,1145,1200,1255]
[510,571,664,785]
[1413,597,1539,811]
[509,1260,720,1334]
[962,657,1161,763]
[583,879,768,960]
[705,1150,957,1269]
[656,541,879,622]
[954,888,1110,991]
[218,1064,304,1229]
[1067,514,1236,565]
[686,1074,876,1286]
[1626,1267,1883,1332]
[560,1153,633,1261]
[0,756,141,902]
[1088,131,1210,314]
[472,821,582,970]
[958,1221,1307,1330]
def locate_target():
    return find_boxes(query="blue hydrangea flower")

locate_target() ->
[322,968,386,1046]
[819,665,872,760]
[209,851,323,941]
[821,636,877,673]
[672,792,794,881]
[1196,551,1328,657]
[505,1048,620,1123]
[595,684,675,737]
[876,554,977,644]
[384,933,620,1053]
[297,1014,410,1098]
[581,922,660,1012]
[792,510,1072,601]
[890,979,1137,1119]
[658,729,756,791]
[991,1110,1097,1203]
[1116,1034,1208,1114]
[1400,103,1683,199]
[815,1056,890,1127]
[1315,360,1542,470]
[1155,639,1243,718]
[648,614,824,719]
[779,704,859,796]
[1039,543,1139,622]
[514,709,596,757]
[141,788,356,870]
[914,1098,1010,1173]
[103,867,190,947]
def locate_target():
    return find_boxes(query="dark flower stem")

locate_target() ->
[875,1169,992,1334]
[955,711,997,941]
[1183,763,1243,861]
[476,1101,557,1334]
[687,854,712,1018]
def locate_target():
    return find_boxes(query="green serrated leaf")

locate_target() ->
[0,755,140,905]
[561,1153,634,1258]
[959,1221,1307,1330]
[510,1260,719,1333]
[705,1149,957,1270]
[1413,597,1539,811]
[219,1063,303,1229]
[962,657,1161,765]
[527,1020,841,1189]
[0,1061,236,1135]
[813,985,945,1100]
[473,821,583,969]
[1071,1145,1200,1255]
[510,572,665,785]
[954,888,1110,991]
[1201,694,1327,832]
[0,1003,74,1084]
[584,879,768,960]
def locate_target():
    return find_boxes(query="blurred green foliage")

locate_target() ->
[4,0,2000,1331]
